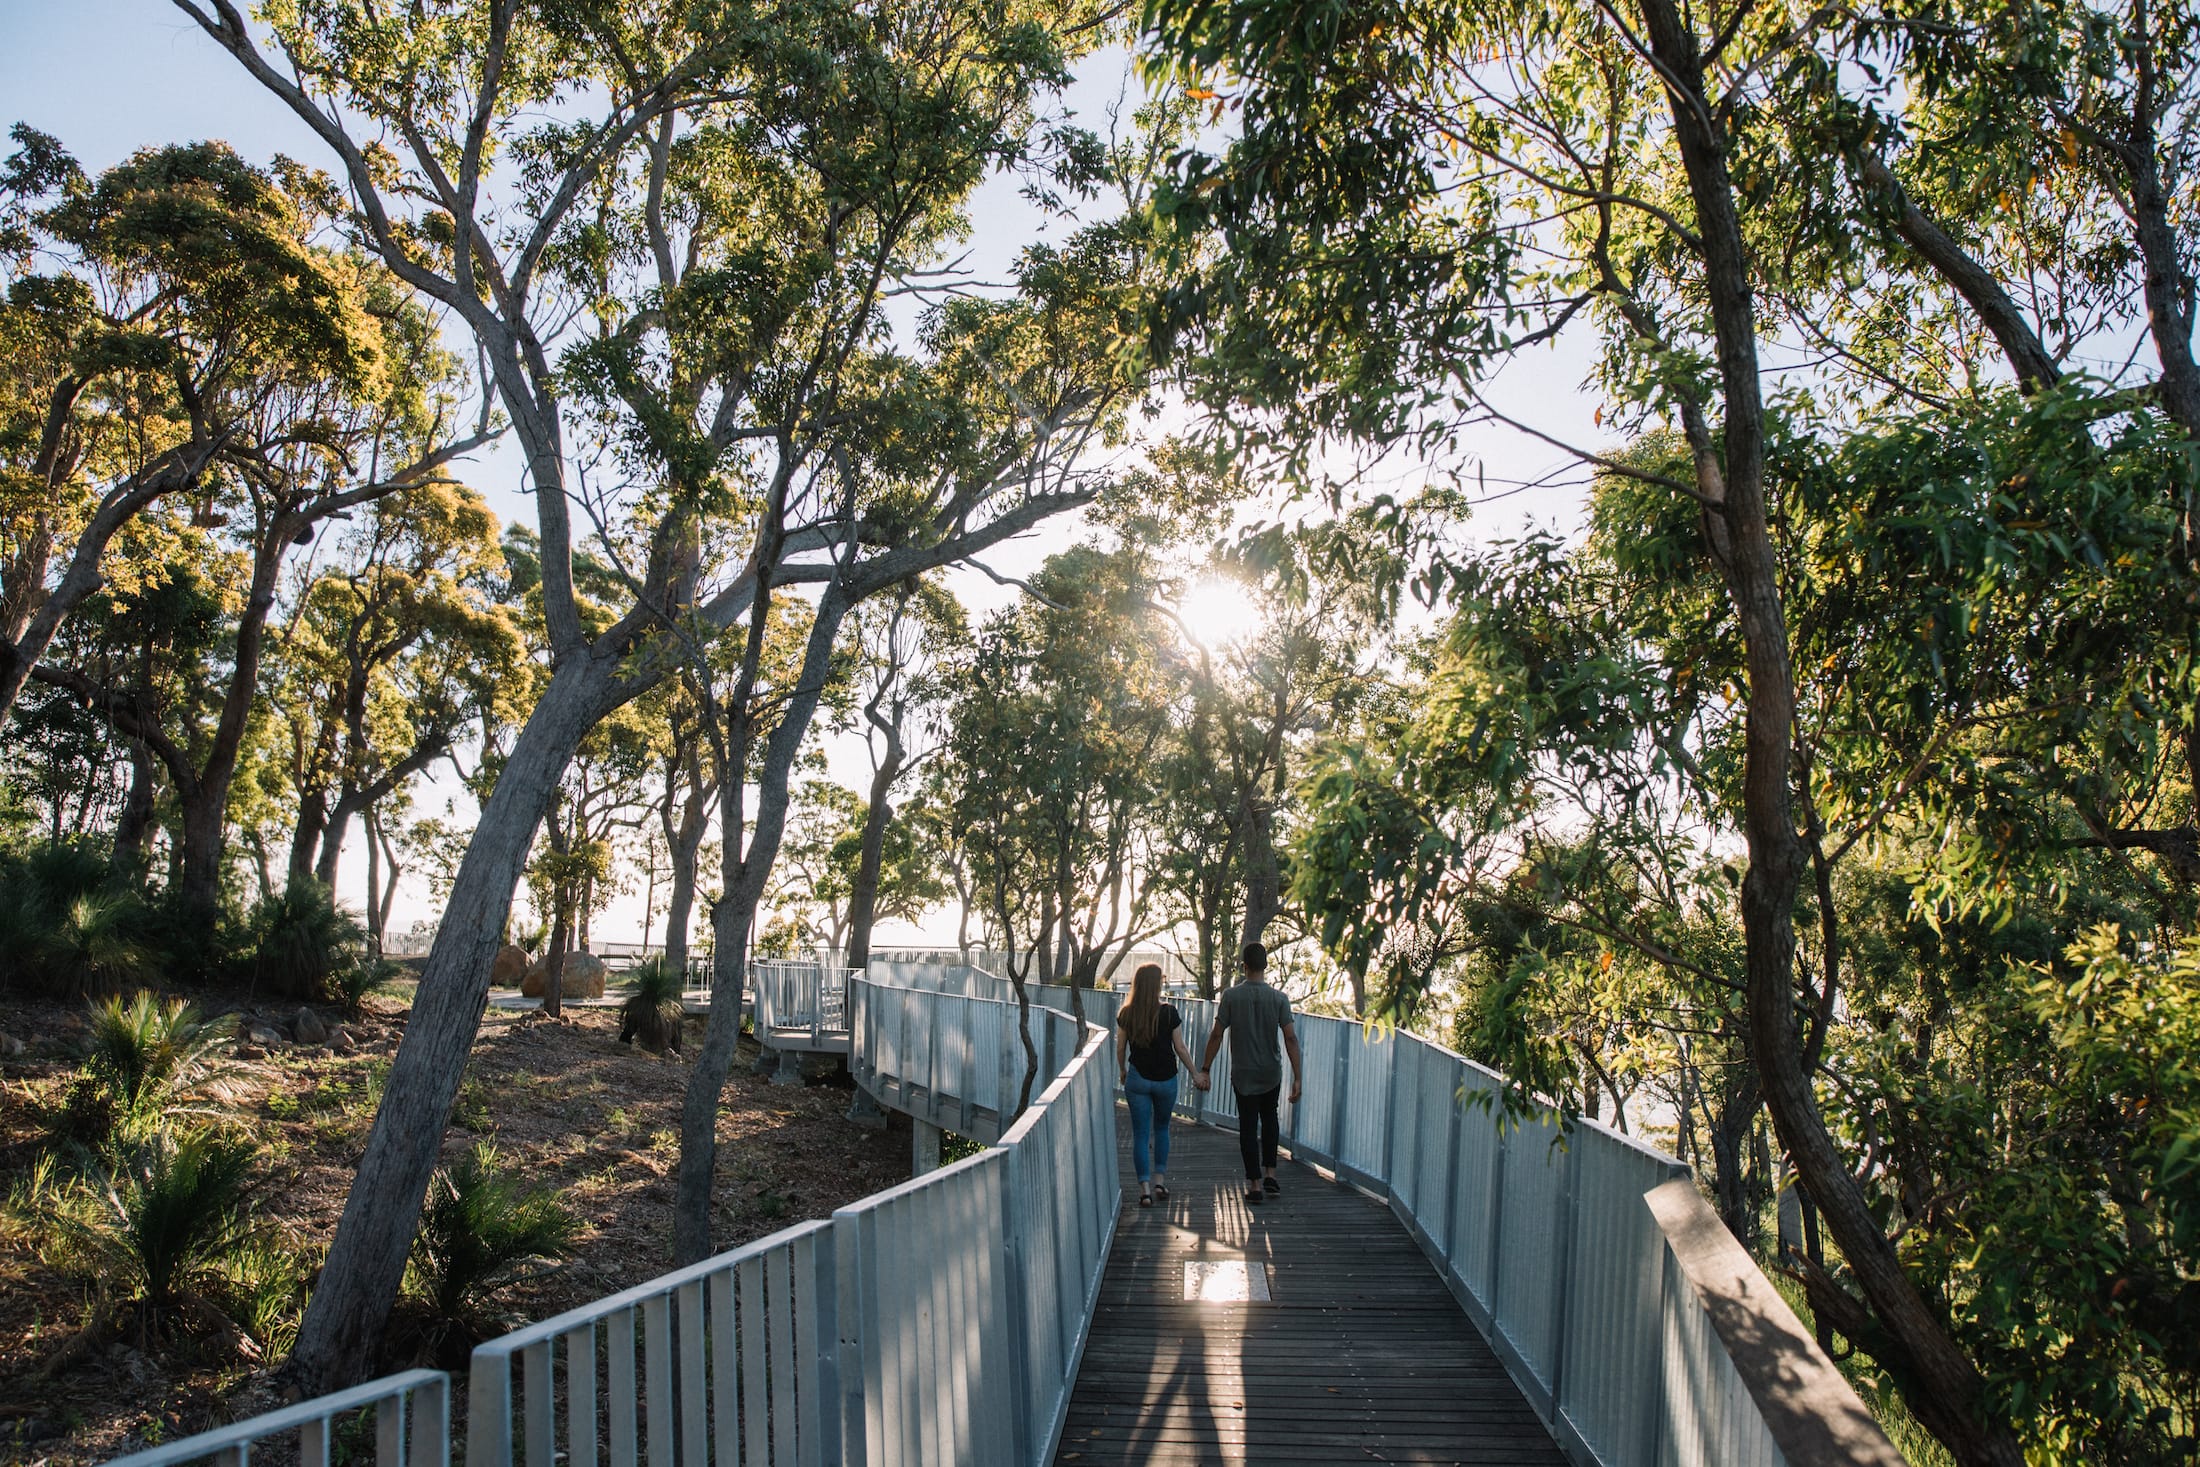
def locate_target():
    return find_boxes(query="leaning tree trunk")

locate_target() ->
[1636,0,2023,1459]
[281,654,635,1394]
[673,588,853,1265]
[843,737,905,968]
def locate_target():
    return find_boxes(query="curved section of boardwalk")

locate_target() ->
[1056,1116,1565,1467]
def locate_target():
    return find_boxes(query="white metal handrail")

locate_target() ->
[468,1220,835,1467]
[461,970,1113,1467]
[104,1369,448,1467]
[752,959,857,1045]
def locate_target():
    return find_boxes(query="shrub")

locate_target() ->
[211,1238,311,1358]
[30,1127,261,1340]
[408,1143,577,1335]
[618,958,686,1054]
[242,880,371,1002]
[82,991,227,1132]
[330,955,399,1017]
[0,843,152,996]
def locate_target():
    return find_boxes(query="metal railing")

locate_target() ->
[468,1221,835,1467]
[463,971,1115,1467]
[109,960,1894,1467]
[1166,994,1902,1467]
[751,959,856,1046]
[104,1369,449,1467]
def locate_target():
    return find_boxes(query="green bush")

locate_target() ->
[36,991,229,1154]
[0,843,153,996]
[28,1126,262,1340]
[618,958,686,1054]
[408,1142,577,1336]
[241,880,373,1002]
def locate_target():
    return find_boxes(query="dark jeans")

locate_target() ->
[1236,1085,1280,1180]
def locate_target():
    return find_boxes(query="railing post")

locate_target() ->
[1380,1030,1401,1193]
[814,1221,845,1467]
[1441,1062,1464,1267]
[1329,1023,1351,1172]
[1487,1109,1509,1315]
[467,1350,511,1467]
[1546,1129,1580,1427]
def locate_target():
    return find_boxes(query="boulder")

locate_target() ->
[247,1025,286,1048]
[0,1031,25,1058]
[291,1008,329,1045]
[490,944,531,988]
[521,950,607,1000]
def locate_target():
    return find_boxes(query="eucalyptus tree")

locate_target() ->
[181,0,1152,1370]
[0,133,443,733]
[947,543,1179,1000]
[275,480,528,888]
[23,149,488,921]
[1140,0,2056,1457]
[841,578,964,966]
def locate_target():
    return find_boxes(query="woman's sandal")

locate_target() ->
[1153,1181,1169,1200]
[1138,1190,1153,1207]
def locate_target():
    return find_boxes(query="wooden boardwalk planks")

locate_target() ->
[1054,1113,1565,1467]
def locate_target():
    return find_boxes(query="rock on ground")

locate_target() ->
[521,950,608,1000]
[490,943,530,987]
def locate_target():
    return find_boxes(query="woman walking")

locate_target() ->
[1118,962,1206,1207]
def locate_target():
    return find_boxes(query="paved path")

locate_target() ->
[1054,1112,1565,1466]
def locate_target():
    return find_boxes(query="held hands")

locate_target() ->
[1193,1069,1212,1092]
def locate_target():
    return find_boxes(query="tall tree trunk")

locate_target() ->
[1635,0,2023,1459]
[289,790,332,884]
[174,781,229,919]
[1236,791,1279,950]
[673,586,854,1264]
[844,735,906,968]
[281,655,635,1394]
[663,827,704,978]
[112,740,158,875]
[543,899,570,1020]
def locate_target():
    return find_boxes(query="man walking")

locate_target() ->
[1197,940,1302,1204]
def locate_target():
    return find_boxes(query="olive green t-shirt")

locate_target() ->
[1215,979,1293,1094]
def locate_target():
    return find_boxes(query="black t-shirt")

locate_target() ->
[1123,1003,1182,1082]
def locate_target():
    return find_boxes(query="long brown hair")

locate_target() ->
[1118,963,1167,1047]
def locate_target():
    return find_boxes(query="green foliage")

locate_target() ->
[0,843,153,997]
[26,1126,261,1332]
[619,957,686,1054]
[407,1143,578,1333]
[70,990,227,1148]
[1847,924,2200,1457]
[241,881,374,1004]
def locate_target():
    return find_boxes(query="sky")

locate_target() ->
[1,1,1608,951]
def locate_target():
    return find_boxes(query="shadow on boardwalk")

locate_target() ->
[1055,1110,1565,1466]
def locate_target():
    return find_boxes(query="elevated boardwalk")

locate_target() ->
[116,964,1910,1467]
[1059,1117,1563,1466]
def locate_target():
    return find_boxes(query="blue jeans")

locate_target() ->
[1123,1069,1178,1183]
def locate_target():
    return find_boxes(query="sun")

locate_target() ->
[1177,577,1264,651]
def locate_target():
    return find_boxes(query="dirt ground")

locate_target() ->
[0,989,910,1465]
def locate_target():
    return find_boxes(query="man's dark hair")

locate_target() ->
[1241,940,1268,973]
